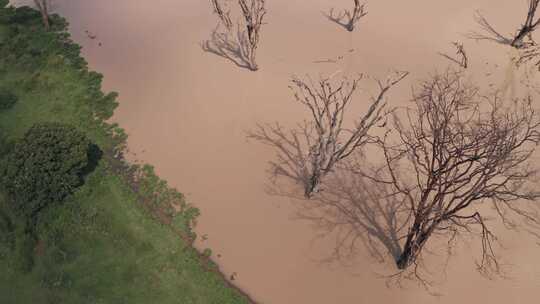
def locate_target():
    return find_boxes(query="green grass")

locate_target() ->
[0,5,250,304]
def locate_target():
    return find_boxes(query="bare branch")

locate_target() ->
[325,0,367,32]
[370,69,540,273]
[248,71,408,198]
[203,0,266,71]
[438,42,469,69]
[238,0,266,70]
[468,1,540,49]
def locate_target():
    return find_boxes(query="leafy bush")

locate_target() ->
[0,123,99,217]
[0,89,16,110]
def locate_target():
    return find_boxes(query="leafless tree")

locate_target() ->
[365,69,540,274]
[238,0,266,71]
[203,0,266,71]
[248,71,408,198]
[211,0,233,31]
[469,0,540,49]
[325,0,367,32]
[33,0,51,30]
[438,42,468,69]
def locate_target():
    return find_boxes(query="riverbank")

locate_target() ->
[0,4,254,303]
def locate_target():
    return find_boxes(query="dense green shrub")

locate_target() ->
[0,89,16,110]
[0,123,99,216]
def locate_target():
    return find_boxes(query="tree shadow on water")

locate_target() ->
[201,24,252,70]
[267,157,412,266]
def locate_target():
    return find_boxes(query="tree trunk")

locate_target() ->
[33,0,50,30]
[40,10,50,30]
[395,223,433,269]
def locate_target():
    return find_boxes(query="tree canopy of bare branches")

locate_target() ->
[325,0,367,32]
[469,0,540,49]
[33,0,51,30]
[438,42,468,69]
[203,0,266,71]
[366,70,540,274]
[248,71,408,198]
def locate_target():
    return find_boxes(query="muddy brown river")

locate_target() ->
[13,0,540,303]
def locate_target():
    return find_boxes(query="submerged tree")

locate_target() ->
[203,0,266,71]
[33,0,51,30]
[367,70,540,273]
[469,0,540,48]
[238,0,266,71]
[248,71,408,198]
[326,0,367,32]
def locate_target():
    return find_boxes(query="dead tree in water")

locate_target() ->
[33,0,51,30]
[204,0,266,71]
[438,42,468,69]
[369,70,540,273]
[211,0,233,31]
[326,0,367,32]
[470,0,540,70]
[248,71,408,198]
[238,0,266,71]
[469,0,540,48]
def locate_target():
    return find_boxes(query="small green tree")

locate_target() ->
[0,123,95,217]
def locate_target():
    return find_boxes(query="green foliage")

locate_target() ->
[0,88,16,110]
[0,123,95,216]
[203,248,213,258]
[136,164,199,231]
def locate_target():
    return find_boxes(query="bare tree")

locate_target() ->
[238,0,266,71]
[366,70,540,274]
[469,0,540,49]
[203,0,266,71]
[211,0,233,31]
[438,42,468,69]
[248,71,408,198]
[325,0,367,32]
[33,0,51,30]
